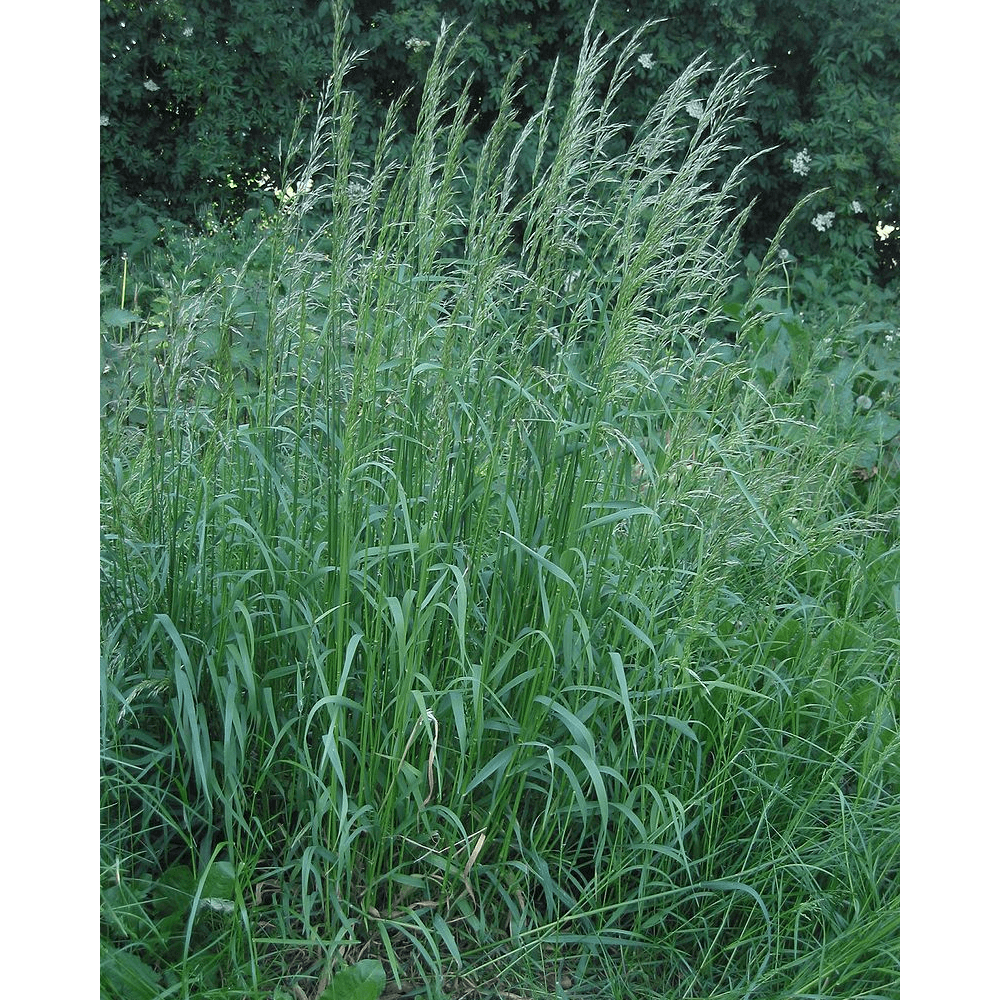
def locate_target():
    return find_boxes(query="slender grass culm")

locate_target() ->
[100,3,899,998]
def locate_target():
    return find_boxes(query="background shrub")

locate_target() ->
[101,0,899,288]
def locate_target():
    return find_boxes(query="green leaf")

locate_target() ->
[609,651,639,763]
[499,532,578,595]
[100,945,163,1000]
[157,862,197,911]
[102,307,143,328]
[318,959,387,1000]
[198,860,237,911]
[864,409,900,442]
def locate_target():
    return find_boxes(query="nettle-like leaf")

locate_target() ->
[318,960,387,1000]
[102,307,143,329]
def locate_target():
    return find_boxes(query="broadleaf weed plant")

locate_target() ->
[101,4,899,997]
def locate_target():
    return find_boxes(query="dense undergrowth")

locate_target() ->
[100,9,899,999]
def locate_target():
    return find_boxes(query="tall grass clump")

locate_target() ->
[101,5,899,997]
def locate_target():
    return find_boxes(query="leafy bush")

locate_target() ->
[101,0,334,253]
[101,0,899,290]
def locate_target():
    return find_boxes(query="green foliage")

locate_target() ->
[728,248,900,481]
[319,960,387,1000]
[101,0,335,254]
[101,0,899,290]
[100,857,243,997]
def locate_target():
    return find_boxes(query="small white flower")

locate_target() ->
[199,897,235,914]
[638,52,655,69]
[855,395,873,412]
[405,36,431,51]
[100,113,109,127]
[811,211,835,232]
[790,148,811,176]
[143,79,160,92]
[876,221,896,241]
[778,248,791,262]
[851,200,863,214]
[563,268,582,293]
[183,26,194,38]
[685,99,704,119]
